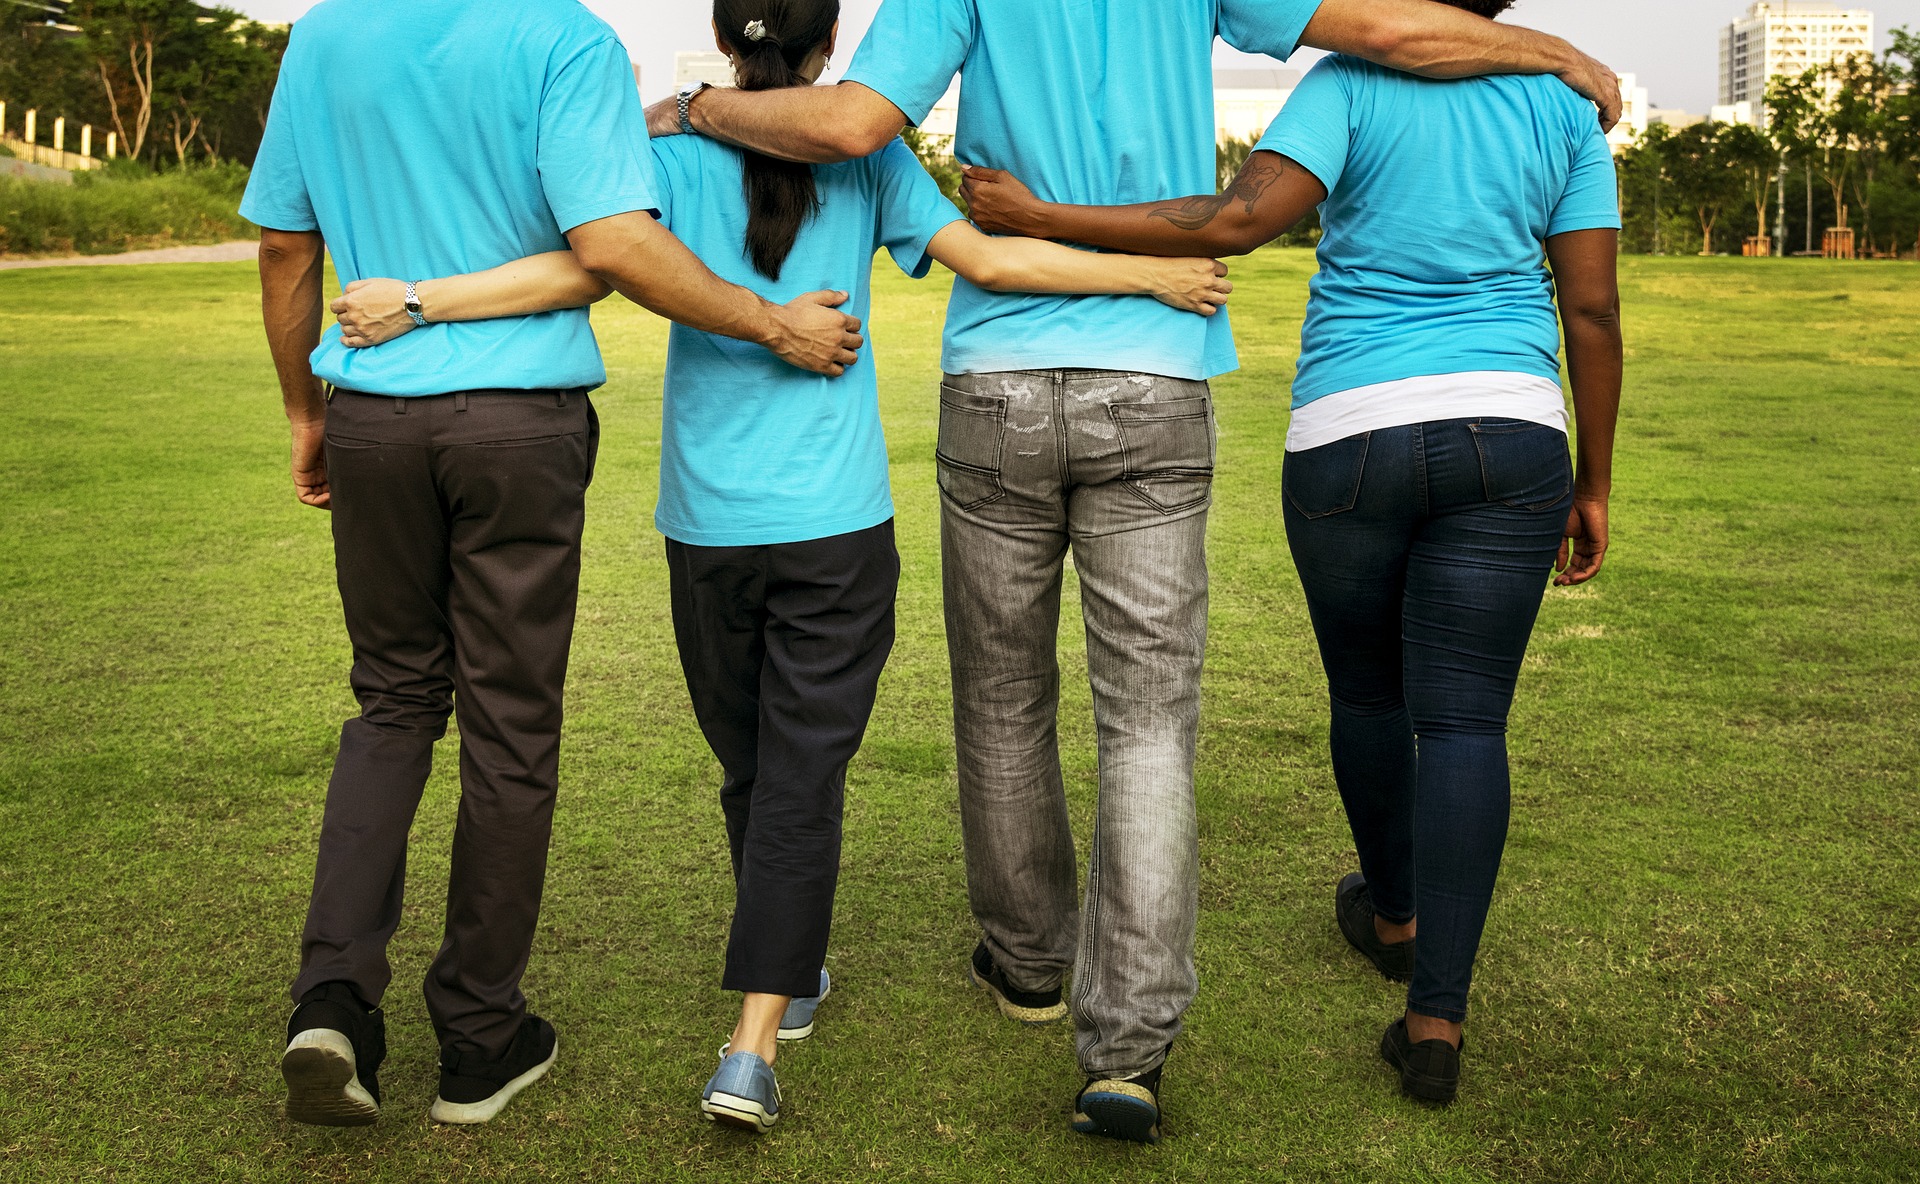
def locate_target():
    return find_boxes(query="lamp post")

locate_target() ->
[1774,160,1788,257]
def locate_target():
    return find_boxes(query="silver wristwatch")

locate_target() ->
[404,281,428,328]
[677,81,709,135]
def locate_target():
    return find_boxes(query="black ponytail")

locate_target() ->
[713,0,841,281]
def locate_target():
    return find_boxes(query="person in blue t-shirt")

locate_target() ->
[328,0,1227,1134]
[646,0,1623,1143]
[964,0,1623,1107]
[241,0,868,1132]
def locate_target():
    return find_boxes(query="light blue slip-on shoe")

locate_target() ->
[701,1048,781,1133]
[777,969,831,1042]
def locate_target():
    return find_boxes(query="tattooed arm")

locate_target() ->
[962,151,1328,258]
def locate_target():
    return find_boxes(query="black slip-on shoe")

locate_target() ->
[1336,872,1415,983]
[282,981,385,1127]
[430,1015,558,1125]
[1073,1062,1164,1145]
[1379,1018,1462,1105]
[968,941,1068,1024]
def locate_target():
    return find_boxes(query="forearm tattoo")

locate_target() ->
[1148,160,1283,231]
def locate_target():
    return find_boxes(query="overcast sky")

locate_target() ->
[236,0,1920,113]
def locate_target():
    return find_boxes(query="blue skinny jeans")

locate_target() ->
[1282,418,1572,1022]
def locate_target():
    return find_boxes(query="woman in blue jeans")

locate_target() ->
[965,0,1621,1105]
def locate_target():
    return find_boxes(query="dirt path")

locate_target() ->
[0,241,258,271]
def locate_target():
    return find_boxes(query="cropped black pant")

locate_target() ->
[666,521,899,999]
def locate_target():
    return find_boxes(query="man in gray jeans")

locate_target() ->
[653,0,1619,1142]
[248,0,861,1129]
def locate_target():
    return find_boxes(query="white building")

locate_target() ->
[1719,1,1874,118]
[1709,100,1759,125]
[1213,69,1301,142]
[674,51,733,90]
[1607,73,1652,154]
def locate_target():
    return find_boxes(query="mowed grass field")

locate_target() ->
[0,252,1916,1183]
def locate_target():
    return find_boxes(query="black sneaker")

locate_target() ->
[968,941,1068,1024]
[282,981,385,1127]
[1072,1062,1164,1144]
[1379,1018,1462,1105]
[1336,872,1415,983]
[429,1015,558,1125]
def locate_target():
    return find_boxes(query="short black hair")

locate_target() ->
[1434,0,1516,16]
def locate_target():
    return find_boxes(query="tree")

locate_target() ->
[1766,70,1823,253]
[1886,27,1920,254]
[1827,50,1895,252]
[1659,122,1743,255]
[1721,122,1779,247]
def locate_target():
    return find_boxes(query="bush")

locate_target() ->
[0,163,256,257]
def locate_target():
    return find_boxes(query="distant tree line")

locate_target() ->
[1618,30,1920,258]
[1,0,286,168]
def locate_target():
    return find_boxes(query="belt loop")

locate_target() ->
[392,397,407,415]
[555,389,569,408]
[455,391,469,413]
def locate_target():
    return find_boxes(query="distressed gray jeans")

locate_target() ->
[937,369,1212,1077]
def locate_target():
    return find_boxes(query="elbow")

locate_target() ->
[823,121,896,163]
[1349,11,1424,70]
[968,259,1015,292]
[1569,301,1622,332]
[570,240,624,284]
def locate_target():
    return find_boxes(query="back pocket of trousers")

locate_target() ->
[936,385,1007,511]
[1469,419,1570,510]
[1282,431,1370,519]
[1111,396,1215,513]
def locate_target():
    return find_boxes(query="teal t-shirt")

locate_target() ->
[238,0,658,396]
[1256,57,1622,406]
[650,137,964,547]
[845,0,1322,380]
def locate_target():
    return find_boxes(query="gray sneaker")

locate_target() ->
[777,969,831,1042]
[702,1047,781,1133]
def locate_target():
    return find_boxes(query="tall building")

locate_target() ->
[674,51,733,91]
[1606,73,1652,154]
[1719,1,1874,117]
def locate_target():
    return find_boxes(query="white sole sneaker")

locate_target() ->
[777,978,831,1042]
[702,1091,777,1133]
[282,1028,378,1127]
[428,1035,558,1125]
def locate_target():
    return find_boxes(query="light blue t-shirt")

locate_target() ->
[650,137,964,547]
[846,0,1323,381]
[1257,57,1622,406]
[238,0,658,396]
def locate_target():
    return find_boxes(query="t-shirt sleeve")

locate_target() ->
[537,35,660,232]
[237,74,317,232]
[1217,0,1324,60]
[648,142,678,229]
[1549,115,1623,236]
[842,0,972,127]
[869,141,967,279]
[1252,58,1353,194]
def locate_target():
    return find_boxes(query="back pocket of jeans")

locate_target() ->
[1111,396,1215,513]
[1468,419,1570,511]
[936,385,1007,511]
[1282,431,1370,519]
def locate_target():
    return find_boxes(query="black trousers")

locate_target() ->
[292,387,597,1058]
[666,521,899,998]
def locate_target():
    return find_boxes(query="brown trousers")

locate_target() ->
[291,387,597,1058]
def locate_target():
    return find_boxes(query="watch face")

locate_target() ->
[679,82,703,99]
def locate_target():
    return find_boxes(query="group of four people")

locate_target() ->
[247,0,1623,1145]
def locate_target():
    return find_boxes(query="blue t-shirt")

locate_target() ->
[650,137,963,547]
[1257,57,1621,406]
[845,0,1322,381]
[238,0,658,396]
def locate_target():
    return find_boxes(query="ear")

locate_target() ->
[825,19,840,59]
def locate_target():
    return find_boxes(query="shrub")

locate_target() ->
[0,163,256,257]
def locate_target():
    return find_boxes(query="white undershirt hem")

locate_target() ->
[1285,371,1569,453]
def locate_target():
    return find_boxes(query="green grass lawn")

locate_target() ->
[0,252,1916,1183]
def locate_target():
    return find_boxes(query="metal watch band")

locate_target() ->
[678,83,706,136]
[404,281,428,328]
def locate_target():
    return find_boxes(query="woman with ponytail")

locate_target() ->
[329,0,1229,1135]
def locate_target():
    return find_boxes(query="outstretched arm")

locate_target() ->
[963,152,1328,259]
[1545,228,1622,586]
[1302,0,1621,129]
[645,82,909,165]
[925,221,1234,316]
[332,252,611,348]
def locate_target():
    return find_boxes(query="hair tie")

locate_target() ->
[743,19,770,42]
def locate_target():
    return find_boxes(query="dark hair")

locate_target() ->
[1432,0,1515,16]
[714,0,841,281]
